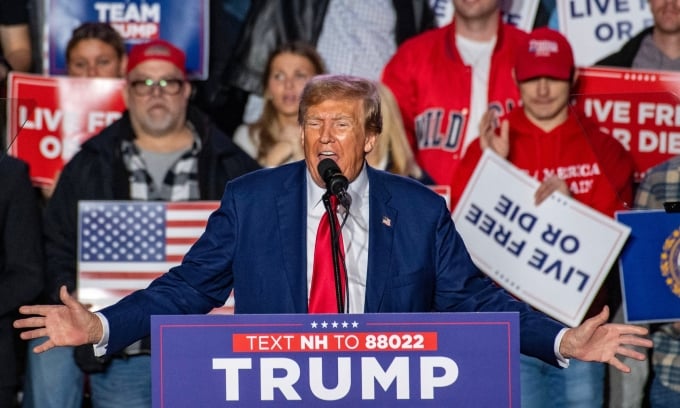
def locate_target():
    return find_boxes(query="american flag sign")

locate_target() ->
[77,201,231,311]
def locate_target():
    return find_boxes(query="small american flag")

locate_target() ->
[78,201,221,310]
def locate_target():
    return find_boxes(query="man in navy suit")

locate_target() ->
[16,74,651,372]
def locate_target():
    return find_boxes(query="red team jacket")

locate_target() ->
[382,18,527,186]
[450,108,635,218]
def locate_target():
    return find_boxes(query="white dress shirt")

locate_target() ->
[306,163,370,313]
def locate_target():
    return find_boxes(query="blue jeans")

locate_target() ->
[650,374,680,408]
[23,337,151,408]
[22,340,83,408]
[89,356,152,408]
[520,354,604,408]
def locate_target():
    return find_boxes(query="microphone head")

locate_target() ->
[317,158,350,205]
[317,158,340,184]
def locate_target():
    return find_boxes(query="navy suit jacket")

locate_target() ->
[102,161,565,364]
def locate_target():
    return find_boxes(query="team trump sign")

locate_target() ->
[152,313,520,407]
[45,0,209,78]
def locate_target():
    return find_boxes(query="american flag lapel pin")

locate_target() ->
[382,215,392,227]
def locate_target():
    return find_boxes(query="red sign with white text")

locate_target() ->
[6,72,126,187]
[573,67,680,181]
[232,332,439,352]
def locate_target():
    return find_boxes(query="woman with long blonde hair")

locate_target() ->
[233,42,325,167]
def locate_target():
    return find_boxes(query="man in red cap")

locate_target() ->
[22,39,259,408]
[450,27,635,407]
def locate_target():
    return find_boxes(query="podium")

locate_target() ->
[152,312,519,407]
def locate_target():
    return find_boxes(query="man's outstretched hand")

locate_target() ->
[560,306,653,373]
[14,285,103,353]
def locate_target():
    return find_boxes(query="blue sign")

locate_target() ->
[616,210,680,323]
[151,313,520,407]
[45,0,209,79]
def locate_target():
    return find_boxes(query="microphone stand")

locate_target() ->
[322,191,345,313]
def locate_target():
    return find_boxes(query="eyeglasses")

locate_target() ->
[129,78,184,96]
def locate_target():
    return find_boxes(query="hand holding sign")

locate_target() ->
[452,150,631,327]
[535,175,570,206]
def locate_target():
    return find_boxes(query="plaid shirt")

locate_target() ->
[635,155,680,392]
[121,125,202,202]
[635,156,680,209]
[653,325,680,392]
[316,0,396,80]
[115,125,201,355]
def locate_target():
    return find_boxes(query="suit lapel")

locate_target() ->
[275,163,308,312]
[365,168,396,312]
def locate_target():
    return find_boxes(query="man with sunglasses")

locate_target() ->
[23,39,260,408]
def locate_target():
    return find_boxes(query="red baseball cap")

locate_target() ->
[126,39,186,76]
[515,28,574,82]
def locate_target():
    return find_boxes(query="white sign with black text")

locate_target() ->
[557,1,653,66]
[452,150,630,327]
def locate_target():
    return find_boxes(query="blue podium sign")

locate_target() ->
[152,312,519,407]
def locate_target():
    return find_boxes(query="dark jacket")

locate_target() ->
[42,107,260,304]
[596,26,653,68]
[0,156,43,391]
[102,162,564,365]
[227,0,436,94]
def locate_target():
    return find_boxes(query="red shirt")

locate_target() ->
[451,108,634,217]
[382,19,527,185]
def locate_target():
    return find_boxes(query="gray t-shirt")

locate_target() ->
[633,34,680,71]
[139,148,186,198]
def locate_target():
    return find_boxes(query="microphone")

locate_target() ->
[317,158,352,209]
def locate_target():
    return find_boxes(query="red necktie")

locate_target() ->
[309,196,346,313]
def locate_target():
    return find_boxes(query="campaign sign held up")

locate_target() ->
[45,0,209,78]
[573,67,680,181]
[6,73,126,187]
[152,313,519,407]
[557,1,652,66]
[452,150,630,327]
[616,210,680,323]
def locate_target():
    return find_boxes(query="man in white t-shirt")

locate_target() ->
[382,0,527,193]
